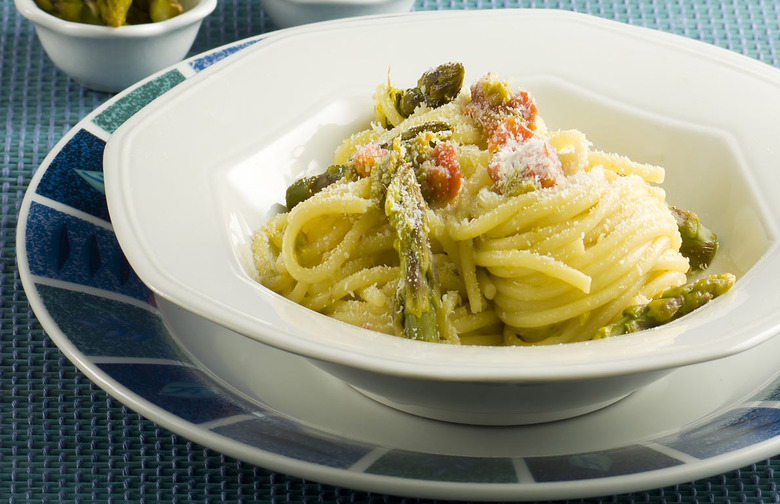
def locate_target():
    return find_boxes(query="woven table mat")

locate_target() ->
[1,0,779,501]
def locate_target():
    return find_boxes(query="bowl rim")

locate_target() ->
[14,0,217,37]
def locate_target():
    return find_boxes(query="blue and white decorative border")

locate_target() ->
[16,36,780,500]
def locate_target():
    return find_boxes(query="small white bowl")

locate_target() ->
[262,0,414,28]
[15,0,217,92]
[103,11,780,425]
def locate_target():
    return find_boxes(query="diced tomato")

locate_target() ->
[508,90,538,127]
[465,77,538,136]
[425,142,462,204]
[488,116,534,153]
[352,142,387,177]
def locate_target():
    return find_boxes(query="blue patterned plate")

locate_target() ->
[16,25,780,501]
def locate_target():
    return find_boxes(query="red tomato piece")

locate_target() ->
[352,142,387,177]
[488,116,535,153]
[426,142,462,203]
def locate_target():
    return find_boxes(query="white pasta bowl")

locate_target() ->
[15,0,216,92]
[103,10,780,425]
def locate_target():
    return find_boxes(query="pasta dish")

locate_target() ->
[251,63,734,346]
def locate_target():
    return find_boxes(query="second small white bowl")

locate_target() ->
[15,0,217,92]
[262,0,414,28]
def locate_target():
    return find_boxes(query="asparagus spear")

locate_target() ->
[393,63,465,118]
[148,0,182,21]
[35,0,181,24]
[671,206,719,270]
[284,164,350,210]
[97,0,133,26]
[593,273,736,339]
[393,121,452,144]
[385,163,443,342]
[417,62,465,108]
[34,0,99,23]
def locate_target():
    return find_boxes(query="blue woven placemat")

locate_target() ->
[1,0,779,501]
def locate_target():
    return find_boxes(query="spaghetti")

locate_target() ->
[252,63,732,346]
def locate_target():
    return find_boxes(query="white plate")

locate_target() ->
[102,9,780,387]
[15,25,780,501]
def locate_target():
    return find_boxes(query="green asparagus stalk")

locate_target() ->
[97,0,133,26]
[393,63,465,118]
[671,206,719,270]
[385,163,443,342]
[148,0,181,21]
[35,0,181,24]
[284,164,349,210]
[417,62,466,108]
[593,273,736,339]
[394,121,452,144]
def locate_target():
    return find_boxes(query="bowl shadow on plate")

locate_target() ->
[158,296,651,431]
[158,294,780,459]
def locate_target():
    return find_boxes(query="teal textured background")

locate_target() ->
[1,0,778,501]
